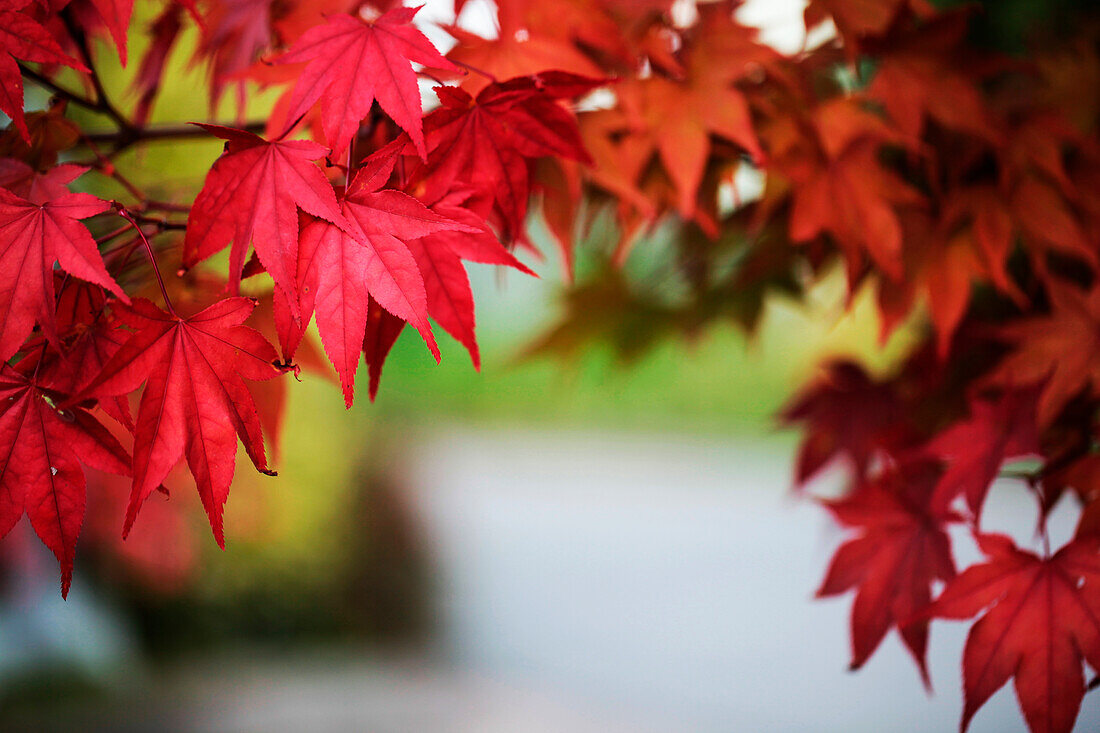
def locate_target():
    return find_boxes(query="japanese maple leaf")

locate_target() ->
[195,0,274,108]
[1011,175,1097,270]
[150,271,331,460]
[786,100,923,281]
[184,124,349,305]
[132,2,184,126]
[0,4,89,141]
[928,534,1100,733]
[926,390,1040,519]
[408,194,536,368]
[941,185,1025,299]
[817,460,957,684]
[444,0,605,95]
[274,7,457,157]
[75,297,282,547]
[866,11,1000,143]
[781,360,914,484]
[0,186,127,361]
[80,0,135,64]
[0,364,131,597]
[282,156,474,406]
[615,2,771,216]
[876,210,1024,357]
[32,280,134,430]
[0,159,87,203]
[411,73,597,239]
[985,281,1100,428]
[362,295,404,402]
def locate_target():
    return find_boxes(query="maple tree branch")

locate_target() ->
[144,199,191,214]
[103,231,154,273]
[59,9,136,137]
[17,64,100,112]
[82,137,150,202]
[130,213,187,231]
[80,121,268,152]
[50,6,268,157]
[95,224,133,246]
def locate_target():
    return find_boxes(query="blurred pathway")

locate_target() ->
[11,428,1100,732]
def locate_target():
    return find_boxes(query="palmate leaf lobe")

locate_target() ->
[76,297,282,547]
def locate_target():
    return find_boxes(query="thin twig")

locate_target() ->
[95,224,133,246]
[451,58,497,83]
[144,199,191,214]
[17,64,100,112]
[116,206,177,316]
[60,9,135,136]
[80,121,267,152]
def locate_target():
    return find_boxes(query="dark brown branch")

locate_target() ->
[59,9,135,136]
[80,121,267,148]
[17,64,100,112]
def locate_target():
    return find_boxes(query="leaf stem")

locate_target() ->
[347,130,356,186]
[451,59,497,83]
[116,206,177,317]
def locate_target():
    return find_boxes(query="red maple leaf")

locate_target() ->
[131,2,184,125]
[985,281,1100,428]
[81,0,135,64]
[928,534,1100,733]
[75,297,282,547]
[781,360,915,484]
[408,73,597,240]
[785,99,923,281]
[35,279,134,431]
[0,159,87,203]
[613,2,772,217]
[283,154,475,405]
[362,294,404,402]
[0,2,89,141]
[0,363,131,597]
[183,124,350,305]
[274,6,457,157]
[408,193,536,368]
[865,11,1001,143]
[194,0,274,108]
[817,460,957,684]
[0,186,127,361]
[443,0,605,95]
[926,389,1040,519]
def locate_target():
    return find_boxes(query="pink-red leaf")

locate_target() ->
[0,187,126,361]
[275,7,457,157]
[288,167,474,405]
[0,9,89,141]
[0,364,130,597]
[184,125,349,305]
[76,297,281,547]
[362,295,404,402]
